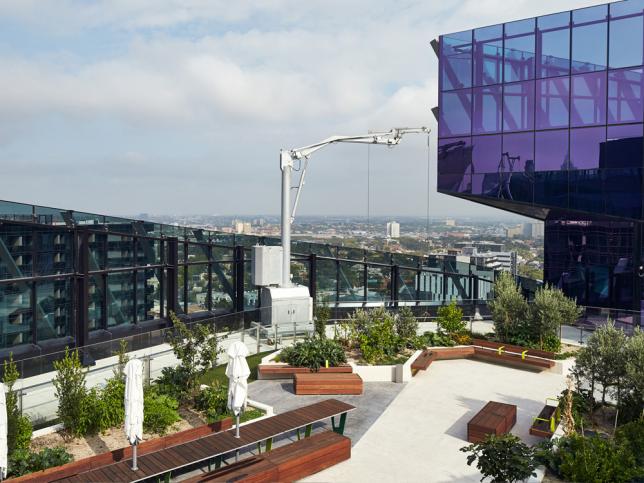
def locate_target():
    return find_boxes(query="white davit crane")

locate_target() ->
[279,127,429,288]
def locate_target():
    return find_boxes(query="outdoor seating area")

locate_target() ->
[467,401,517,443]
[293,373,363,395]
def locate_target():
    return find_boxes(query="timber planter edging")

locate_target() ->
[258,363,352,380]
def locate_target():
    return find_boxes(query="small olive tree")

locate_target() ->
[529,286,582,351]
[436,301,465,338]
[314,303,330,339]
[52,348,88,437]
[488,272,529,343]
[395,306,419,342]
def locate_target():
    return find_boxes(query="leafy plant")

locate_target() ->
[143,388,180,435]
[489,272,529,344]
[460,434,537,483]
[3,353,32,454]
[423,331,456,348]
[194,381,228,422]
[615,419,644,469]
[99,377,126,429]
[52,348,88,437]
[357,309,401,364]
[280,338,346,371]
[436,301,466,338]
[395,306,419,343]
[9,447,72,477]
[113,339,130,381]
[166,312,224,400]
[314,303,330,339]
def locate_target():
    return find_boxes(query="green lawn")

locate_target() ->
[199,350,275,386]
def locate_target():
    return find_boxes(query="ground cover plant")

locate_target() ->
[280,337,347,371]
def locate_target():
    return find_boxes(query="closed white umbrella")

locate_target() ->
[124,359,144,471]
[225,341,250,439]
[0,383,7,481]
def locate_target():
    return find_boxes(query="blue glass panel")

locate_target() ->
[441,30,472,91]
[535,129,569,171]
[504,19,536,82]
[610,0,644,18]
[570,126,606,169]
[609,13,644,68]
[571,72,607,127]
[472,85,502,134]
[608,68,644,124]
[537,12,571,78]
[471,134,501,173]
[439,89,472,137]
[438,137,472,174]
[474,25,503,86]
[536,77,570,129]
[503,81,535,132]
[572,6,608,73]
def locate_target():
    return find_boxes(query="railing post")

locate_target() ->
[256,325,260,354]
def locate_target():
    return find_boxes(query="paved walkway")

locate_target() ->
[304,359,567,483]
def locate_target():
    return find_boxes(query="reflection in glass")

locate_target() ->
[572,5,608,73]
[503,81,535,132]
[367,266,390,302]
[441,30,473,91]
[473,25,503,86]
[504,19,536,83]
[338,262,365,302]
[438,137,472,174]
[609,0,644,69]
[537,12,571,78]
[571,72,607,127]
[473,86,502,134]
[437,173,470,194]
[608,68,644,124]
[605,123,644,169]
[439,90,472,137]
[472,135,501,174]
[536,77,569,129]
[36,280,71,342]
[0,283,32,347]
[570,126,606,170]
[535,130,569,171]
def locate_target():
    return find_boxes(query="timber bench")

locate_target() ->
[26,399,355,483]
[182,430,351,483]
[258,364,352,380]
[467,401,517,443]
[294,373,363,395]
[472,339,555,360]
[411,349,436,373]
[472,347,555,371]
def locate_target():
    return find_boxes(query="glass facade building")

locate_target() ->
[0,199,496,363]
[437,0,644,315]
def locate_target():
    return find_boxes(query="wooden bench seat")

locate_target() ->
[472,347,555,371]
[183,430,351,483]
[467,401,517,443]
[432,347,475,360]
[294,373,363,395]
[472,339,555,360]
[258,364,352,380]
[411,349,436,372]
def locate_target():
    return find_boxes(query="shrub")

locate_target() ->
[9,447,73,477]
[52,348,88,437]
[280,338,347,371]
[100,377,126,429]
[194,381,228,422]
[453,333,472,345]
[155,365,191,401]
[357,310,401,364]
[314,303,330,339]
[615,419,644,468]
[166,312,224,400]
[143,389,180,434]
[460,434,537,483]
[436,301,465,338]
[423,331,455,348]
[395,307,418,343]
[556,388,590,431]
[489,272,529,343]
[3,353,32,454]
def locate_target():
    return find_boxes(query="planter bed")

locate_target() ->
[530,405,559,438]
[258,363,352,380]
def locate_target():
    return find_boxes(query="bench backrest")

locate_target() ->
[472,339,555,359]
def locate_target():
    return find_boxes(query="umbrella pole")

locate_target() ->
[132,441,138,471]
[235,414,240,438]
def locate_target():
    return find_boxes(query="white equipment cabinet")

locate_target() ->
[251,245,282,287]
[260,286,313,333]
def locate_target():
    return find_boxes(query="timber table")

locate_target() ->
[467,401,517,443]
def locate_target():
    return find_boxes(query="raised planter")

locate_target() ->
[10,418,233,482]
[258,363,352,380]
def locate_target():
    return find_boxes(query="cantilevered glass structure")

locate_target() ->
[0,199,496,365]
[437,0,644,314]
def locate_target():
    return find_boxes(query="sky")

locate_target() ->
[0,0,612,218]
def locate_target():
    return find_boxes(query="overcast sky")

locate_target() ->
[0,0,610,218]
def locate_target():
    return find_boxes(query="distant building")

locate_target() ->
[233,221,253,234]
[523,222,544,238]
[386,221,400,239]
[505,226,523,238]
[472,250,517,276]
[455,241,504,252]
[445,218,456,227]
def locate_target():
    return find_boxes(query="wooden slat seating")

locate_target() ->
[411,347,475,375]
[410,349,435,373]
[472,339,555,360]
[472,347,555,371]
[20,399,355,483]
[467,401,517,443]
[183,430,350,483]
[294,373,363,395]
[258,364,352,379]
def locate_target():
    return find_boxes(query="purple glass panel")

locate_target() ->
[472,86,502,134]
[504,19,536,83]
[471,173,499,196]
[473,25,503,87]
[535,130,569,171]
[440,30,473,91]
[438,137,472,174]
[536,77,570,129]
[571,72,607,127]
[537,12,571,79]
[609,14,644,69]
[503,132,534,175]
[572,5,608,73]
[439,89,472,137]
[604,124,644,169]
[471,135,501,174]
[570,126,606,169]
[438,172,471,194]
[503,81,535,132]
[608,68,644,124]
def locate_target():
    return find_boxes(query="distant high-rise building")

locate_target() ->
[445,218,456,227]
[505,226,523,238]
[522,222,545,239]
[386,221,400,238]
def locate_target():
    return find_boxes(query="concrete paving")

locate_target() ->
[304,358,567,483]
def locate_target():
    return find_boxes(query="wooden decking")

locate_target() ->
[51,399,355,483]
